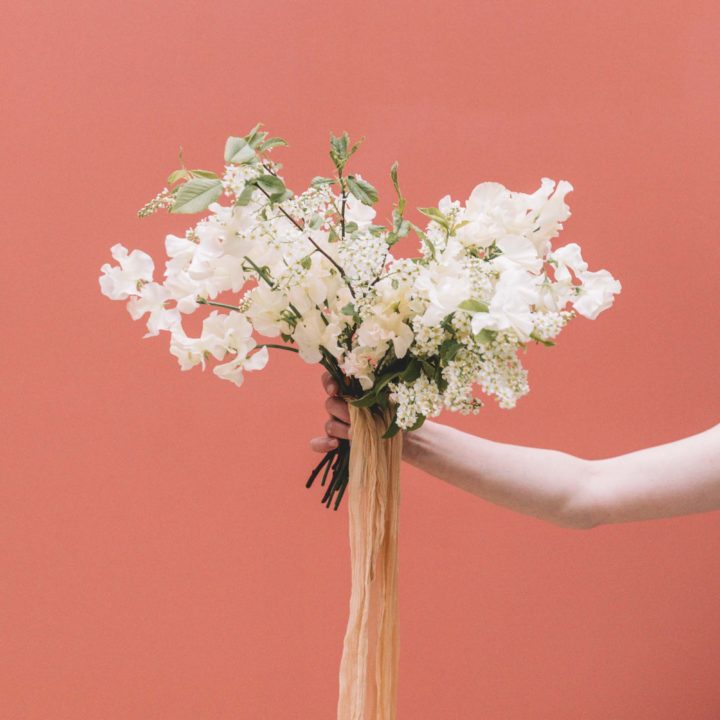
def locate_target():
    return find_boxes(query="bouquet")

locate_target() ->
[99,125,621,719]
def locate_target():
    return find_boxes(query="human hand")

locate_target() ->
[309,371,353,453]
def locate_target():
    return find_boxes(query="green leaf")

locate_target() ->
[244,123,264,147]
[300,255,312,270]
[458,299,489,313]
[347,175,378,205]
[390,161,406,214]
[224,136,256,164]
[170,178,223,214]
[341,303,356,316]
[413,225,436,259]
[258,136,287,152]
[439,339,462,364]
[420,359,436,378]
[311,176,336,187]
[348,136,365,158]
[530,332,556,347]
[190,169,219,179]
[350,391,378,408]
[474,328,498,345]
[344,221,359,234]
[406,414,426,432]
[400,358,422,383]
[330,132,349,159]
[373,368,403,395]
[167,169,192,185]
[382,418,401,439]
[255,175,286,195]
[418,207,450,230]
[234,183,256,206]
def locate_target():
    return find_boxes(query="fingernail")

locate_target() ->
[329,438,338,448]
[328,383,338,395]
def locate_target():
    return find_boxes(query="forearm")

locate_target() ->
[402,420,600,529]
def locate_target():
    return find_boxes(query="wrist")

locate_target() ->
[400,420,432,465]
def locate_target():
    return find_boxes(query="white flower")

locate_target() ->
[169,311,256,371]
[550,243,587,283]
[356,314,414,359]
[246,283,290,337]
[340,349,376,390]
[345,194,376,229]
[99,244,154,300]
[493,235,543,274]
[213,346,269,387]
[292,310,344,363]
[415,238,472,325]
[573,269,621,319]
[470,268,540,342]
[127,282,180,337]
[526,179,573,244]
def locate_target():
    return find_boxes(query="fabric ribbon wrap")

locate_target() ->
[337,403,403,720]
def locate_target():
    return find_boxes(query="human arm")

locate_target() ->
[310,372,720,529]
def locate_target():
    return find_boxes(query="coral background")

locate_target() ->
[2,1,719,718]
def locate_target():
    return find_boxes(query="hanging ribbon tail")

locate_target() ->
[337,405,402,720]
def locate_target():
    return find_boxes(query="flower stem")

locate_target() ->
[197,298,240,312]
[255,343,298,353]
[258,162,355,297]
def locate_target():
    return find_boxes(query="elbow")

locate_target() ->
[552,459,606,530]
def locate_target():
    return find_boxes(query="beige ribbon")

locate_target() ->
[337,404,403,720]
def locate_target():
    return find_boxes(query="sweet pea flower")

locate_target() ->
[99,244,154,300]
[573,269,622,320]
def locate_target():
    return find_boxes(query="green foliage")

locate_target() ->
[234,183,256,206]
[190,169,219,179]
[530,332,556,347]
[170,178,223,214]
[310,176,336,188]
[390,161,405,214]
[458,299,489,313]
[224,136,256,164]
[329,132,364,173]
[346,175,378,205]
[439,338,462,365]
[167,169,192,185]
[417,206,451,232]
[258,137,288,152]
[474,328,498,345]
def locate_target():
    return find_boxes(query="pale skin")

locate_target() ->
[310,371,720,529]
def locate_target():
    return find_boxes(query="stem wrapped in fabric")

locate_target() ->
[337,404,403,720]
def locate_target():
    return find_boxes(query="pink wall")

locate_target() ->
[3,1,720,717]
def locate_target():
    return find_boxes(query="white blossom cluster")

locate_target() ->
[100,143,621,429]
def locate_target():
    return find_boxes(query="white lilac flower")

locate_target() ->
[338,229,389,289]
[476,334,530,409]
[531,311,573,342]
[388,374,444,429]
[411,316,446,357]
